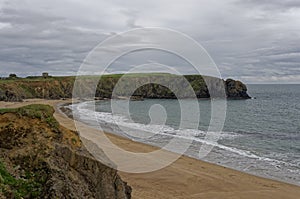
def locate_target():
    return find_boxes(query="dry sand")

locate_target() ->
[1,99,300,199]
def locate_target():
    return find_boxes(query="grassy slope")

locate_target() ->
[0,104,59,131]
[0,105,57,198]
[0,104,130,199]
[0,104,83,198]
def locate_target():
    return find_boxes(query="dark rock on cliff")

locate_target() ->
[0,88,24,102]
[0,105,131,199]
[0,74,251,101]
[225,79,251,99]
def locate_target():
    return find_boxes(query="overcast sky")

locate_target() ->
[0,0,300,83]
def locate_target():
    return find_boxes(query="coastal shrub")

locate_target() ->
[0,160,42,199]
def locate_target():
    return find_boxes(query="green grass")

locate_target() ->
[0,104,59,131]
[0,78,49,83]
[0,104,53,118]
[64,73,177,80]
[0,76,75,83]
[71,138,77,145]
[100,73,176,78]
[0,73,201,84]
[0,160,42,198]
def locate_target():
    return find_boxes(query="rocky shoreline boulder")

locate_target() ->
[225,79,251,99]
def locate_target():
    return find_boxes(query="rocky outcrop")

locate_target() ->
[0,105,131,199]
[225,79,251,99]
[45,145,131,199]
[0,87,24,102]
[0,74,250,102]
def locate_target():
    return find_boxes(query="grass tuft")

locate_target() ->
[0,160,43,198]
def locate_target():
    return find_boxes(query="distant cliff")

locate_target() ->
[0,74,250,102]
[0,105,131,199]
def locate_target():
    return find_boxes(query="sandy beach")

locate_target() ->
[1,99,300,199]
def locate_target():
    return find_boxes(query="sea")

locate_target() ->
[67,84,300,185]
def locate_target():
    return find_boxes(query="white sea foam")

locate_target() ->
[72,102,272,161]
[68,101,300,186]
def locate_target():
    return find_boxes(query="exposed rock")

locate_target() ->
[225,79,251,99]
[130,95,144,101]
[0,89,23,102]
[0,105,131,199]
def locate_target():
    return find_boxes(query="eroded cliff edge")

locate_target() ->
[0,104,131,199]
[0,74,250,102]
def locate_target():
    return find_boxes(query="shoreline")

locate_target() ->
[1,99,300,198]
[62,99,298,186]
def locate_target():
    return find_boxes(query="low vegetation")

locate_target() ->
[0,160,43,199]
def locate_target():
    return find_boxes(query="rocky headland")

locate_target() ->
[0,74,250,102]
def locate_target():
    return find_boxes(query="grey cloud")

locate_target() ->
[0,0,299,83]
[0,2,110,76]
[241,0,300,11]
[120,9,142,28]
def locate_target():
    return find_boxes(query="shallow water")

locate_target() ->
[69,84,300,185]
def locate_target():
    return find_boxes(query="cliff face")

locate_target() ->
[0,105,131,199]
[0,74,250,102]
[225,79,251,99]
[0,77,75,102]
